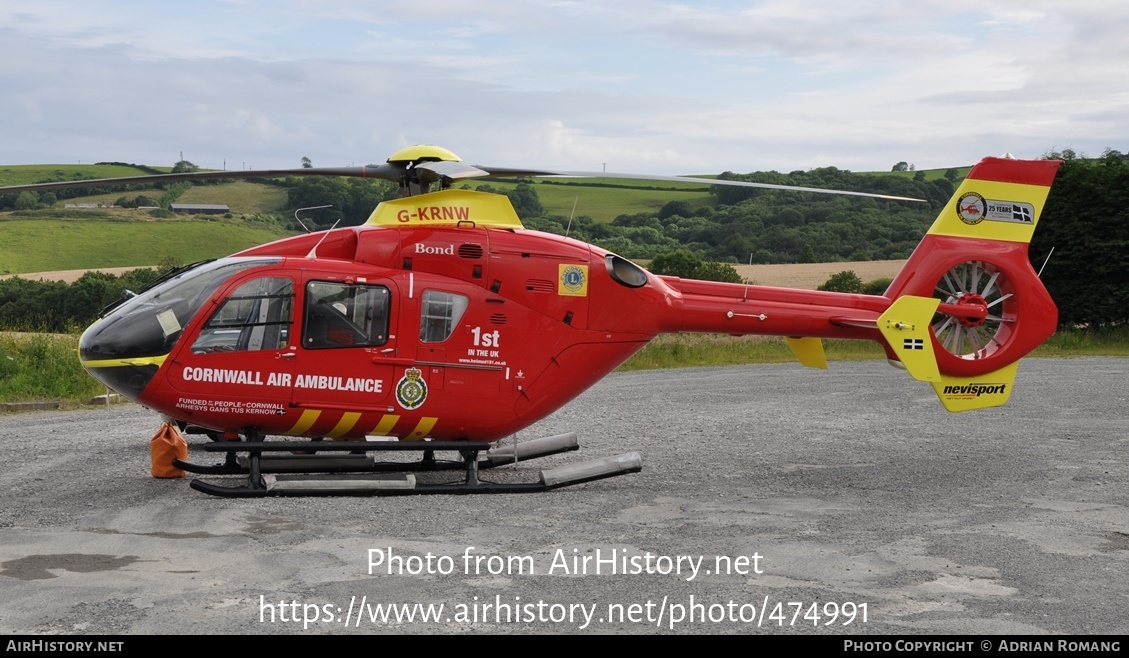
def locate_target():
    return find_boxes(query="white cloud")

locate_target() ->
[1,1,1125,174]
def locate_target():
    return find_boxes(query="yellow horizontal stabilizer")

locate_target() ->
[785,337,827,369]
[930,362,1019,412]
[877,296,941,383]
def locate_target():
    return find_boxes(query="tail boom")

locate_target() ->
[667,278,887,340]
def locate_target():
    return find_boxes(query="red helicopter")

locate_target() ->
[2,146,1061,496]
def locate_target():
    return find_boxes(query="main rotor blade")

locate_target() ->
[1,161,925,203]
[474,167,926,202]
[0,164,402,193]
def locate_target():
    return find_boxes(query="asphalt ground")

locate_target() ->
[0,358,1126,635]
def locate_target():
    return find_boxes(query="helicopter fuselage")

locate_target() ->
[77,189,901,443]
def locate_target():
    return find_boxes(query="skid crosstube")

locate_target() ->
[172,433,642,497]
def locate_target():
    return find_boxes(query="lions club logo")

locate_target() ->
[558,264,588,297]
[395,368,428,410]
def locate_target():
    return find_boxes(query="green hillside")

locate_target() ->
[176,181,288,213]
[0,163,154,186]
[1,165,294,274]
[0,218,291,275]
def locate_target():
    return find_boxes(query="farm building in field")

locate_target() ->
[170,203,230,215]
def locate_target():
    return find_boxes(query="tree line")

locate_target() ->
[1031,150,1129,327]
[0,267,167,333]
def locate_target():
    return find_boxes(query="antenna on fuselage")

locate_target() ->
[294,205,333,234]
[306,219,342,259]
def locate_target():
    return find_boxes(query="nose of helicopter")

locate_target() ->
[77,257,280,401]
[79,356,163,401]
[79,307,173,400]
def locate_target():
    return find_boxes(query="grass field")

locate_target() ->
[0,163,152,186]
[0,332,105,403]
[0,218,291,275]
[54,181,289,215]
[174,181,288,213]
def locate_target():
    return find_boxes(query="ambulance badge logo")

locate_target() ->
[956,192,986,225]
[396,368,428,410]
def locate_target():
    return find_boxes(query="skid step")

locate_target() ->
[239,453,376,471]
[267,473,416,494]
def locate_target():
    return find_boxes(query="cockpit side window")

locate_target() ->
[419,290,468,343]
[192,277,293,353]
[303,281,390,349]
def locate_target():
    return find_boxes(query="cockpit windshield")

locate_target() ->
[81,257,280,362]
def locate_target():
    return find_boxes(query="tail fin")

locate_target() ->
[882,156,1061,411]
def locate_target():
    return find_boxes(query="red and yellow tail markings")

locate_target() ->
[288,409,321,435]
[406,417,439,441]
[963,157,1060,187]
[928,180,1052,243]
[326,412,362,438]
[926,157,1060,244]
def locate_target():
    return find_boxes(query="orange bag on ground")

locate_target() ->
[150,423,188,478]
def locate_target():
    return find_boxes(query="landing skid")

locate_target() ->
[172,433,642,497]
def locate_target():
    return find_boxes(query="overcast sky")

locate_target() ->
[2,0,1126,175]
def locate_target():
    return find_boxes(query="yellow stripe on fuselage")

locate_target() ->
[368,414,400,437]
[405,417,438,441]
[326,412,362,438]
[287,409,321,435]
[79,354,168,369]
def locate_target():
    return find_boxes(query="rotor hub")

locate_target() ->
[952,292,989,328]
[386,145,462,166]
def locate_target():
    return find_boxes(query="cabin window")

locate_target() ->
[192,277,293,353]
[420,290,468,343]
[303,281,391,349]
